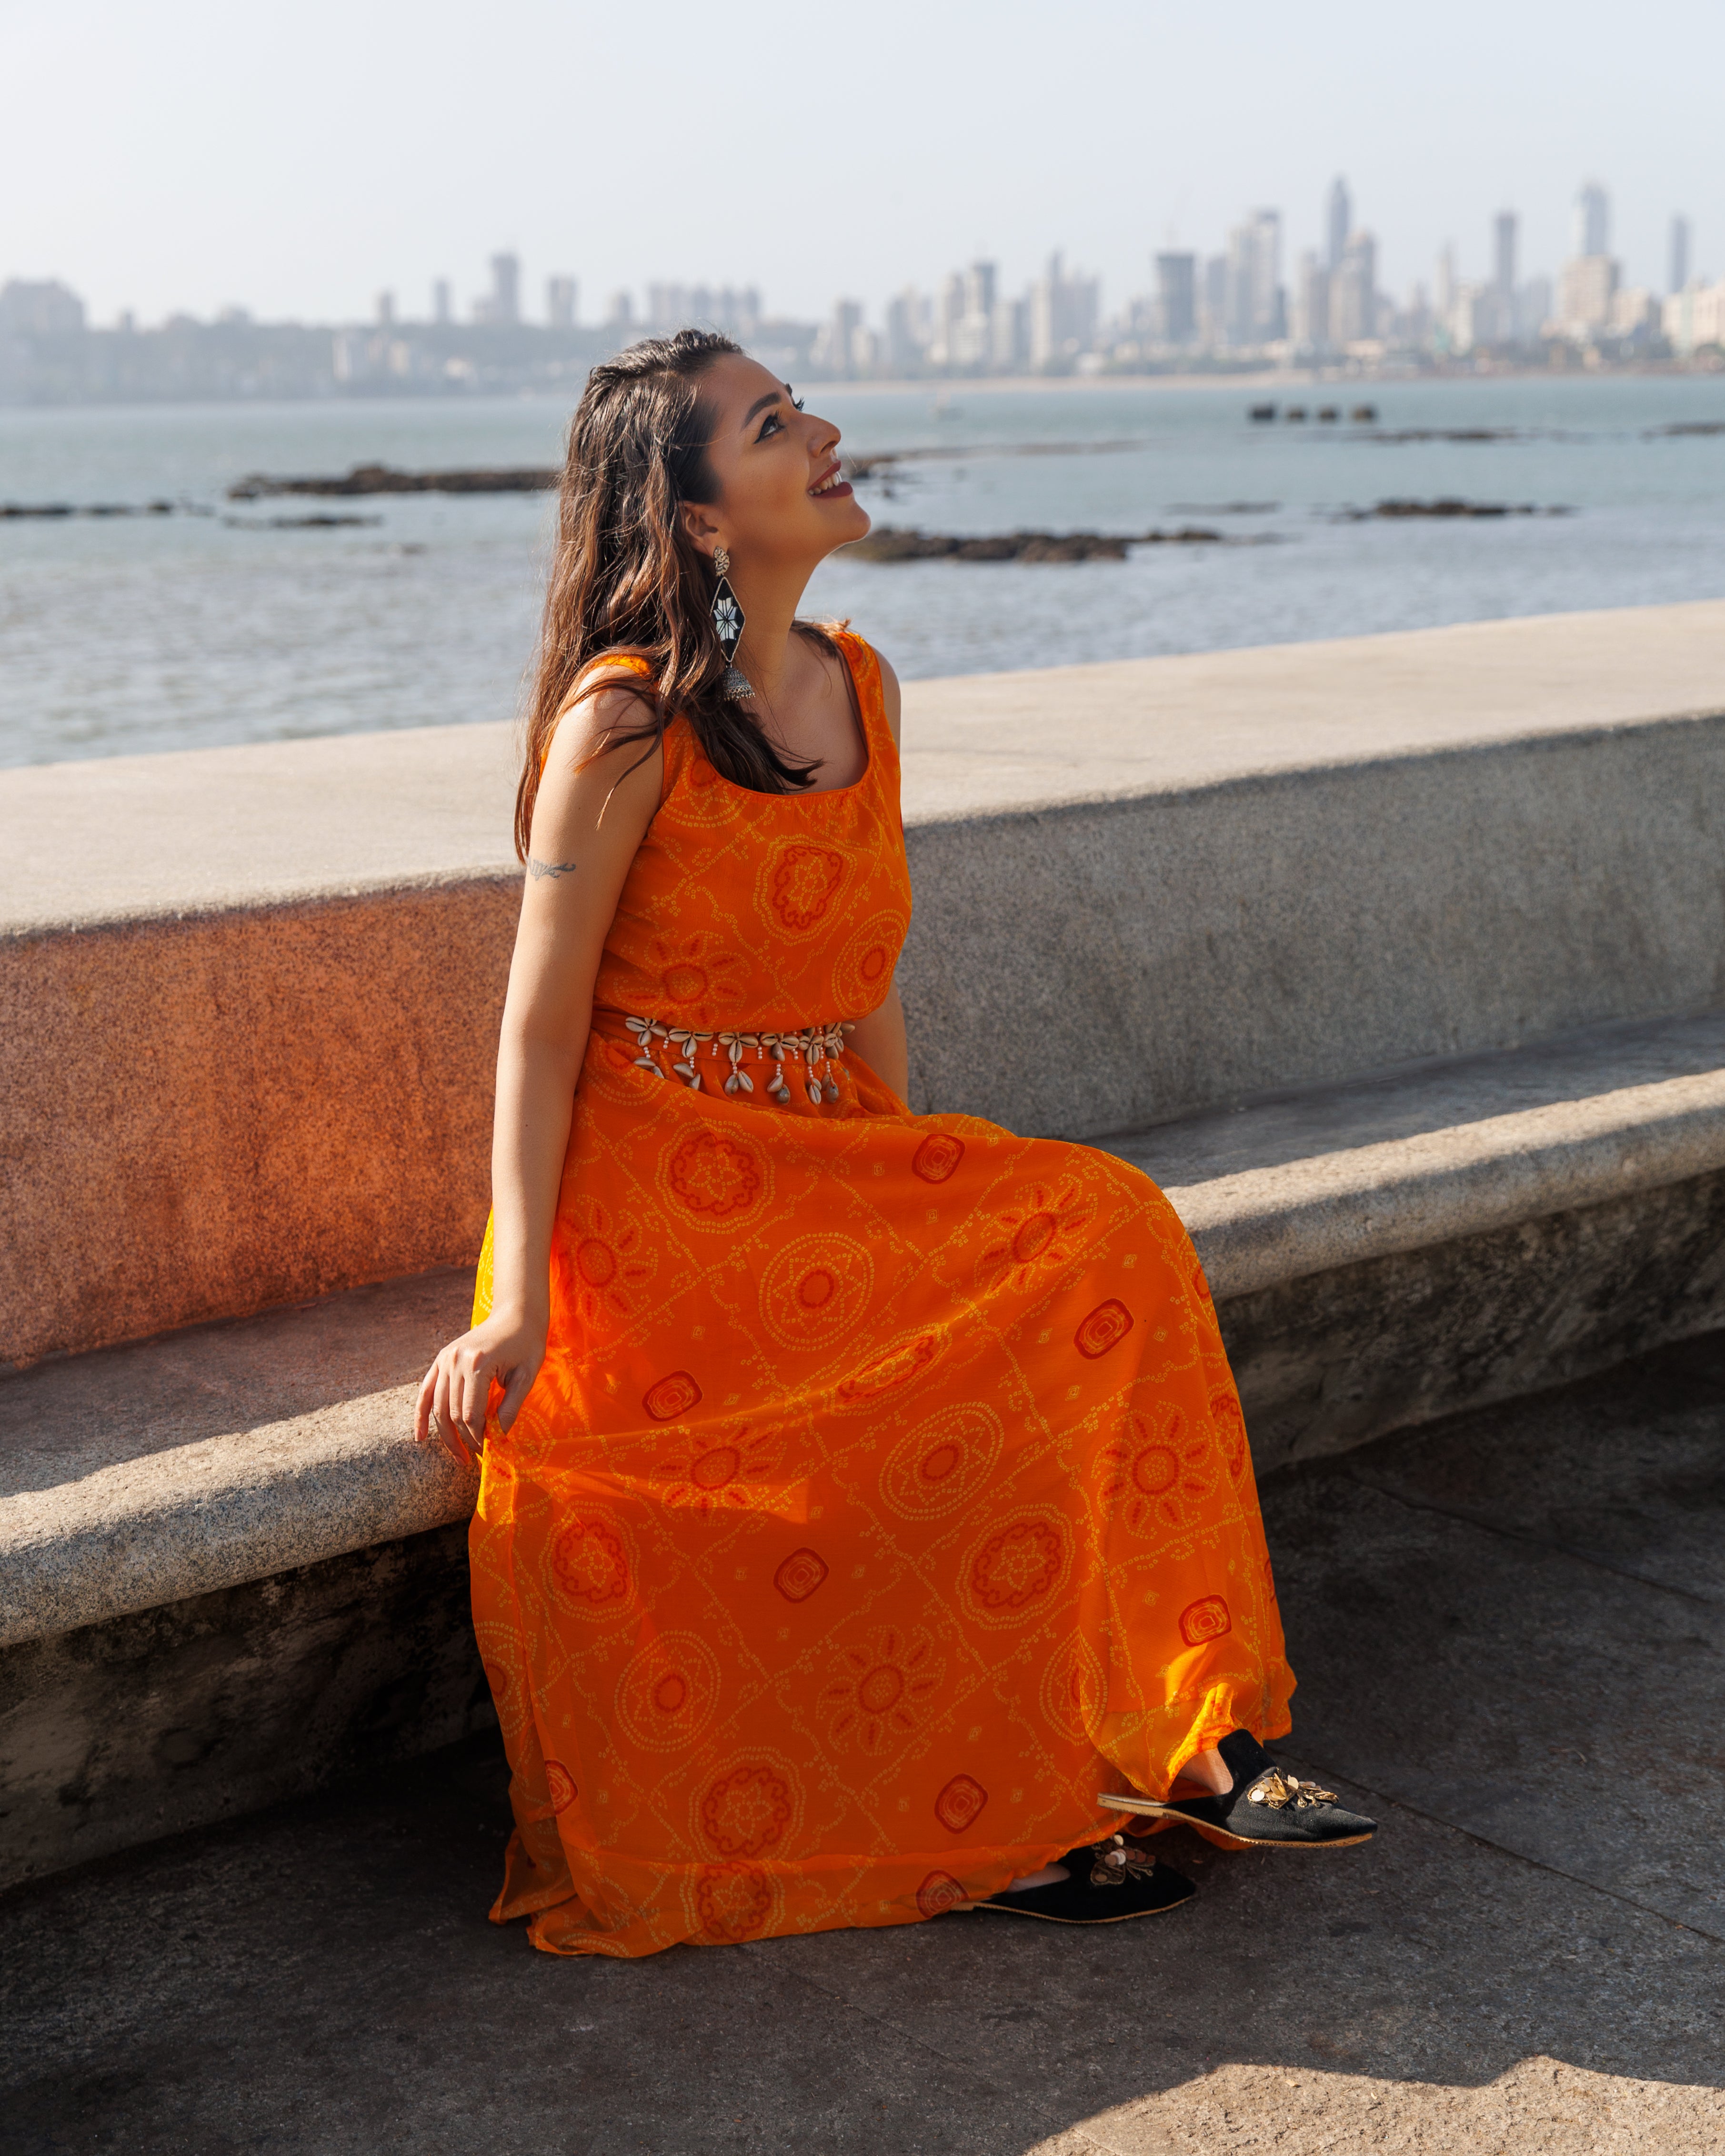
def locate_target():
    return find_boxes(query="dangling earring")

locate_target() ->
[711,546,754,700]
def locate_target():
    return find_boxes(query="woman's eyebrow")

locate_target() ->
[742,390,783,427]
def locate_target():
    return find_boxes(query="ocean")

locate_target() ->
[2,373,1722,768]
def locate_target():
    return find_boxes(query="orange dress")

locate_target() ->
[470,630,1294,1957]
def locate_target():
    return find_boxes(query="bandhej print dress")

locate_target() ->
[470,629,1294,1957]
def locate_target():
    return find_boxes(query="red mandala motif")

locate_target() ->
[933,1773,989,1835]
[1180,1594,1232,1646]
[667,1132,763,1219]
[770,844,846,930]
[774,1547,829,1603]
[483,1660,509,1698]
[912,1133,965,1183]
[700,1765,795,1858]
[694,1861,775,1942]
[1075,1298,1134,1358]
[543,1760,578,1813]
[661,962,708,1003]
[549,1515,630,1607]
[822,1626,942,1751]
[642,1370,702,1421]
[969,1518,1066,1612]
[837,1330,940,1405]
[916,1870,969,1919]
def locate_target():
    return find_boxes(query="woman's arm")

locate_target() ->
[414,682,661,1462]
[846,650,910,1097]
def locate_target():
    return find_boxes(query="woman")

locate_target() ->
[416,330,1373,1957]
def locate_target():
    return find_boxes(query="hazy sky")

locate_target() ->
[3,0,1718,328]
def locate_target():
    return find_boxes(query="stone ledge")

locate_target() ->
[7,1014,1723,1653]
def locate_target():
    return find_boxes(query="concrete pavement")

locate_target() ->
[5,1333,1722,2154]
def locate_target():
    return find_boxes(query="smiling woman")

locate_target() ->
[413,329,1364,1960]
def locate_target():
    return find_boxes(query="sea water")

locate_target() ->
[1,374,1722,767]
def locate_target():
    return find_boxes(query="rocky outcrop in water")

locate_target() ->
[848,526,1225,562]
[227,463,557,500]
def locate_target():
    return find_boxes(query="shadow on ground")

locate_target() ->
[5,1336,1725,2153]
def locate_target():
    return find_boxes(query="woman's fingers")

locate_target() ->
[496,1357,537,1433]
[413,1362,438,1444]
[431,1361,474,1470]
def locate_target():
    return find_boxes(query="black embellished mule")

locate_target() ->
[1100,1731,1377,1850]
[962,1834,1195,1923]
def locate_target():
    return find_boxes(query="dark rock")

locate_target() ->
[226,464,558,501]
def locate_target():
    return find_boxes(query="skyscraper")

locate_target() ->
[1494,212,1517,299]
[432,279,451,326]
[1332,231,1377,344]
[489,252,521,326]
[1326,177,1351,271]
[1154,252,1196,344]
[546,276,577,329]
[1572,183,1609,261]
[1669,215,1692,294]
[1225,211,1282,344]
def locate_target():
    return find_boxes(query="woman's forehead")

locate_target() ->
[708,353,788,424]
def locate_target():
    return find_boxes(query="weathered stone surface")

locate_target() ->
[0,1272,476,1647]
[4,602,1724,1364]
[4,1341,1721,2153]
[1218,1168,1725,1471]
[0,1522,490,1893]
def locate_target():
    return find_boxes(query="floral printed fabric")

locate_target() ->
[470,630,1294,1956]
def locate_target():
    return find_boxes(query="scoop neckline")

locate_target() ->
[686,632,877,806]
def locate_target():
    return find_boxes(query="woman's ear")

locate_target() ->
[680,500,722,556]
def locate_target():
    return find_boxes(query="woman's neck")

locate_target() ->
[729,569,808,703]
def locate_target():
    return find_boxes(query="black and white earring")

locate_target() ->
[711,546,754,700]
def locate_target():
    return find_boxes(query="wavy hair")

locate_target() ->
[515,328,836,857]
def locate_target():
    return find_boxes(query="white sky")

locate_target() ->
[2,0,1718,328]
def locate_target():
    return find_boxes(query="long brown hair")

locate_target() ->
[515,328,833,858]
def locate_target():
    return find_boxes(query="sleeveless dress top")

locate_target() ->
[470,628,1294,1956]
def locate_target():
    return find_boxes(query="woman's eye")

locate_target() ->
[759,412,783,439]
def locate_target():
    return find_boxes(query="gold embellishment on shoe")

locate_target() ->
[1088,1833,1160,1887]
[1245,1770,1338,1810]
[622,1016,851,1105]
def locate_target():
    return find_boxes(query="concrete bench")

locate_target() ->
[4,601,1724,1889]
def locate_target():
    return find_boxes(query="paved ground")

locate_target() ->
[5,1335,1724,2154]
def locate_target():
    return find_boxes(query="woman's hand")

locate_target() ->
[413,1312,545,1468]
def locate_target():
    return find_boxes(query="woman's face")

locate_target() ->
[686,353,870,574]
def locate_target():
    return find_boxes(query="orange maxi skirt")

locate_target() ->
[469,631,1294,1956]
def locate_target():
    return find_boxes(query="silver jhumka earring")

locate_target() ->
[711,547,754,700]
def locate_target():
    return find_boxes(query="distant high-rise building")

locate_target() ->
[1332,231,1378,343]
[1493,212,1517,300]
[955,260,997,366]
[930,271,965,366]
[884,287,927,372]
[1557,253,1619,334]
[606,291,634,330]
[1027,251,1097,369]
[0,279,86,336]
[1225,211,1282,344]
[432,279,451,326]
[478,252,521,326]
[376,291,395,328]
[1572,183,1609,261]
[1291,251,1330,349]
[990,295,1027,370]
[1326,178,1352,271]
[1154,252,1196,344]
[1199,254,1228,346]
[546,276,577,329]
[1669,215,1692,295]
[1435,243,1457,323]
[815,298,864,376]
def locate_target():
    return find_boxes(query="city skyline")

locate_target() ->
[2,0,1720,331]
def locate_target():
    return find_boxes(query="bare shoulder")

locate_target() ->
[532,662,663,847]
[873,648,903,749]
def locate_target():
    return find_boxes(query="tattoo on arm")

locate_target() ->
[526,856,579,881]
